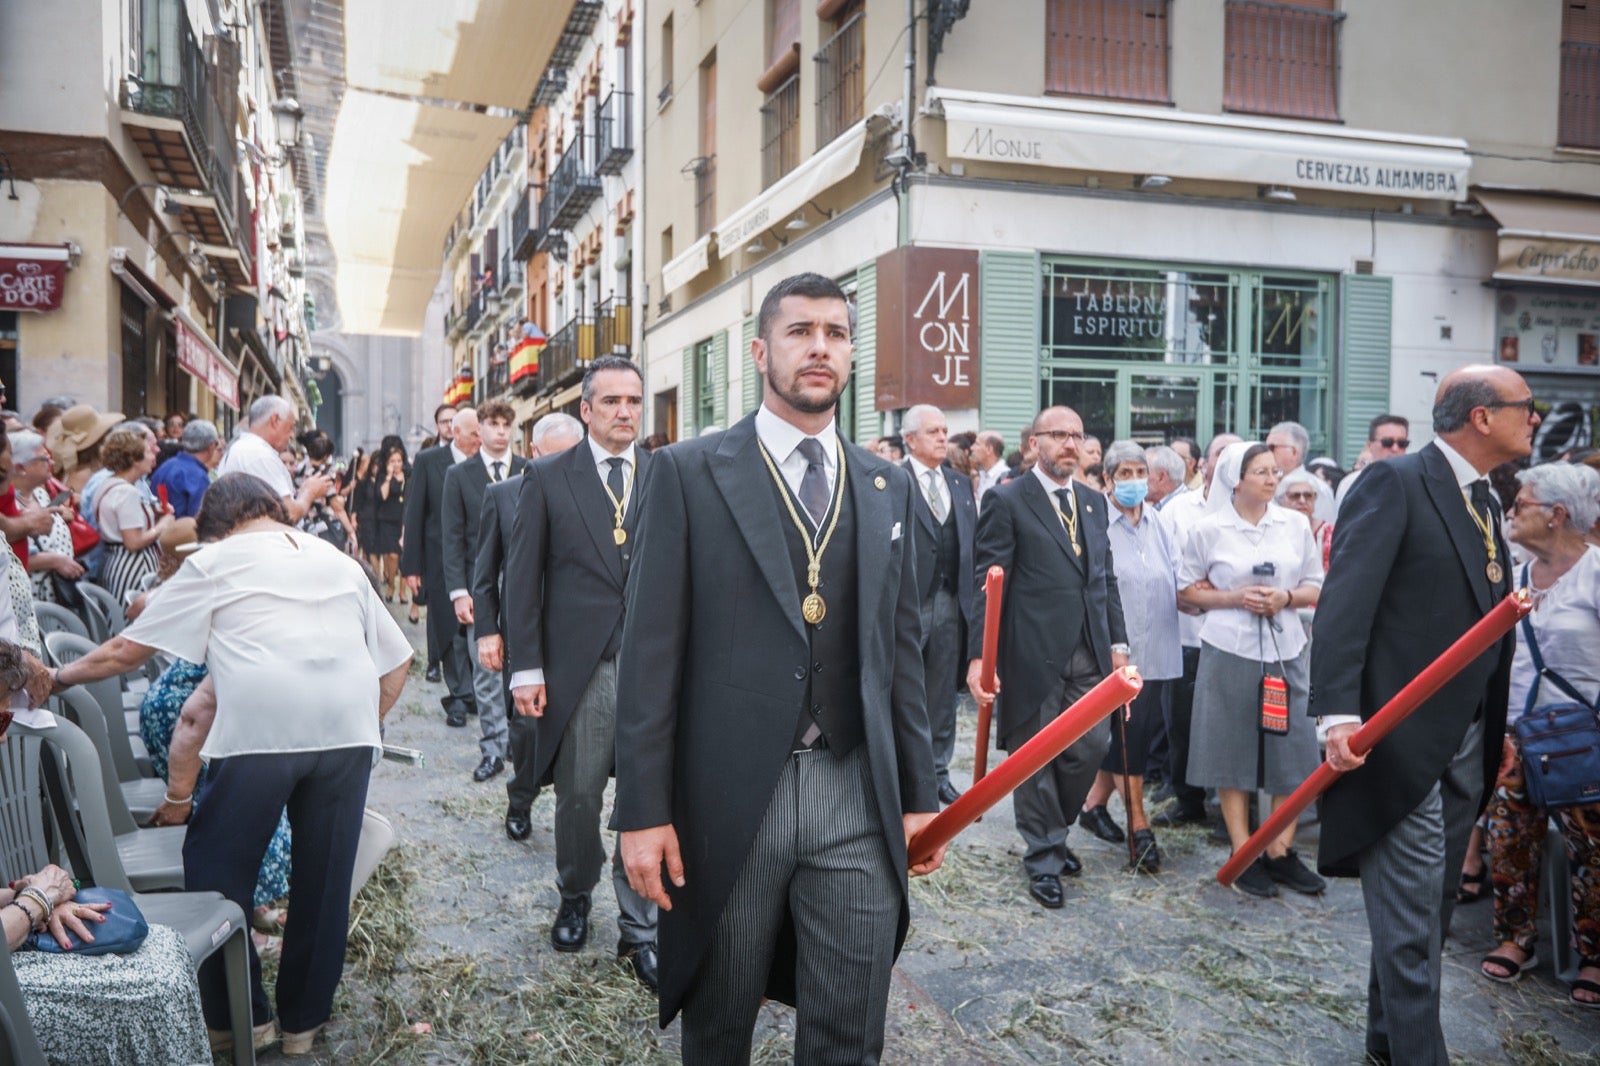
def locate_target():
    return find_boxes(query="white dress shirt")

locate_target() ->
[510,435,641,693]
[217,431,293,499]
[907,455,950,519]
[1158,485,1210,648]
[975,458,1006,507]
[1179,502,1325,662]
[755,403,838,503]
[448,447,517,603]
[1031,464,1077,531]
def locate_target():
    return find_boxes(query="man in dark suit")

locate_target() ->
[1311,366,1537,1065]
[617,273,946,1063]
[473,412,584,841]
[505,356,658,990]
[901,403,977,805]
[443,399,528,783]
[968,405,1127,910]
[403,407,480,721]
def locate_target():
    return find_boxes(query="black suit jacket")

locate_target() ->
[442,453,528,604]
[471,476,524,640]
[901,459,977,628]
[969,474,1126,744]
[504,441,650,786]
[1310,443,1514,876]
[615,412,938,1026]
[399,444,459,590]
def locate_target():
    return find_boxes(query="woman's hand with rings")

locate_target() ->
[46,899,111,949]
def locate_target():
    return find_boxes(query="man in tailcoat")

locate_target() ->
[473,412,583,841]
[1312,366,1536,1065]
[442,399,527,783]
[617,273,946,1063]
[900,403,977,804]
[505,356,658,990]
[967,405,1127,909]
[402,407,480,724]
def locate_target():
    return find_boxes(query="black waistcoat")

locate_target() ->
[767,472,865,754]
[933,504,960,594]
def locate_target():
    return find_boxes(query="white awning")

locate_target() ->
[325,90,515,335]
[343,0,566,109]
[931,88,1472,201]
[714,120,869,249]
[662,234,713,295]
[1476,188,1600,287]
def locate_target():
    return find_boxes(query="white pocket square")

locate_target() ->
[891,522,903,541]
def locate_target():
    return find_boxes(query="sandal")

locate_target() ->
[1480,949,1538,984]
[252,906,287,934]
[1456,867,1488,904]
[1572,961,1600,1010]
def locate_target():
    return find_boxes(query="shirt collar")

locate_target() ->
[586,434,636,470]
[1031,463,1073,503]
[449,442,469,465]
[479,448,512,474]
[1222,500,1291,531]
[907,455,942,481]
[755,404,838,468]
[1156,483,1188,510]
[1429,437,1484,489]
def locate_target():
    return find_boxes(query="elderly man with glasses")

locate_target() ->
[1265,420,1335,524]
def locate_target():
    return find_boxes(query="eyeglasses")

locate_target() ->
[1035,430,1085,443]
[1284,491,1318,503]
[1508,499,1552,515]
[1268,442,1297,452]
[1376,437,1410,449]
[1482,398,1538,417]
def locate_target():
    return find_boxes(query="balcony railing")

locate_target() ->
[595,89,634,175]
[464,290,485,333]
[537,315,597,394]
[501,258,526,298]
[597,296,632,356]
[545,137,603,230]
[761,76,802,190]
[816,12,865,149]
[484,360,510,400]
[1223,0,1342,122]
[694,155,717,238]
[511,191,532,259]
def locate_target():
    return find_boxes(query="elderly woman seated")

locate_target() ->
[48,472,414,1057]
[0,640,211,1066]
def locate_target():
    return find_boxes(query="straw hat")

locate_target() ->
[158,517,198,556]
[45,405,124,470]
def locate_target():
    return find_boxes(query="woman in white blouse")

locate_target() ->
[1179,442,1326,900]
[1478,462,1600,1008]
[92,428,173,604]
[50,472,414,1055]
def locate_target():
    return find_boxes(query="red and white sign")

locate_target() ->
[174,315,241,411]
[0,244,69,312]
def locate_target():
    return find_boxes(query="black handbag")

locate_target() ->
[1514,568,1600,810]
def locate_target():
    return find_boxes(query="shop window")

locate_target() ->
[1223,0,1341,122]
[1045,0,1170,104]
[1043,264,1235,364]
[1561,2,1600,149]
[1254,276,1324,369]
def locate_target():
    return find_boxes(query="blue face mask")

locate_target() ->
[1112,479,1149,508]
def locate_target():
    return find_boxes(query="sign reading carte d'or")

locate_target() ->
[0,246,68,312]
[875,246,981,412]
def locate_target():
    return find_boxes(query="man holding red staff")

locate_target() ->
[1311,365,1538,1065]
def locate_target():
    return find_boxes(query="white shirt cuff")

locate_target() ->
[509,669,544,691]
[449,589,469,603]
[1316,714,1362,743]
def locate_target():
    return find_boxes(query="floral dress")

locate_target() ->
[25,486,76,605]
[139,659,291,908]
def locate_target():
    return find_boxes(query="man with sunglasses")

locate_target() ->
[1335,414,1412,516]
[1312,366,1537,1065]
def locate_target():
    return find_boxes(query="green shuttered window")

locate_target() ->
[1338,273,1393,466]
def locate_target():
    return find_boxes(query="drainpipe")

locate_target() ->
[898,0,915,246]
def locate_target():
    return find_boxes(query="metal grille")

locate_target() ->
[1044,0,1170,103]
[1223,0,1341,121]
[761,75,801,189]
[1561,41,1600,148]
[816,11,865,147]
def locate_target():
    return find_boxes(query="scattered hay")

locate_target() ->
[345,849,419,975]
[1502,1024,1585,1066]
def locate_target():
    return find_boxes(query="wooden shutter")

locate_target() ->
[711,329,729,428]
[1223,0,1341,121]
[1562,2,1600,147]
[771,0,801,66]
[740,316,761,416]
[681,344,696,436]
[1045,0,1170,104]
[852,263,877,443]
[980,251,1043,442]
[1338,274,1392,467]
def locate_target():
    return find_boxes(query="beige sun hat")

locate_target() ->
[45,404,125,471]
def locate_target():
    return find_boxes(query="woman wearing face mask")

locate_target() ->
[1076,442,1184,871]
[1179,442,1326,899]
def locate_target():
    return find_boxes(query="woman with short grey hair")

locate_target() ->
[1479,461,1600,1007]
[8,430,83,604]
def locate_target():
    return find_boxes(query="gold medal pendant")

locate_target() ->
[802,592,827,625]
[613,527,628,546]
[1487,560,1503,584]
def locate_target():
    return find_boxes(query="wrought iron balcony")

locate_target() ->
[816,11,865,149]
[464,290,485,334]
[694,155,716,238]
[545,138,603,230]
[511,190,533,259]
[597,296,631,356]
[500,257,525,300]
[761,76,801,190]
[595,90,634,175]
[484,360,510,400]
[538,315,597,394]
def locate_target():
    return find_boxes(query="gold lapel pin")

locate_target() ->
[874,476,886,490]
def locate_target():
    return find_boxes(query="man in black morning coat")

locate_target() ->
[616,273,946,1064]
[1312,365,1535,1065]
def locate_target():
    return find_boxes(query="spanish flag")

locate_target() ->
[509,322,546,385]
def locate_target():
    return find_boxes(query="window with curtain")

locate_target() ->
[1044,0,1170,104]
[1223,0,1342,122]
[1562,1,1600,148]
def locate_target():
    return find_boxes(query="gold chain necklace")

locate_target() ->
[756,437,847,625]
[600,459,635,545]
[1464,494,1503,584]
[1051,490,1083,555]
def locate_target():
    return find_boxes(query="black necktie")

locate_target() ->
[491,460,504,483]
[1470,479,1494,530]
[606,457,626,514]
[796,438,830,529]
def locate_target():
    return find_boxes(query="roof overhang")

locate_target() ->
[1475,187,1600,288]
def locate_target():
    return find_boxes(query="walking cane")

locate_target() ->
[1115,695,1138,870]
[972,567,1004,787]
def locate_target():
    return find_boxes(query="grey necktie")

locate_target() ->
[606,457,627,515]
[924,468,946,522]
[491,460,504,483]
[795,438,830,529]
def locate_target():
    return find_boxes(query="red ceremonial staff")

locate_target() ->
[910,667,1144,868]
[972,566,1004,784]
[1217,589,1532,887]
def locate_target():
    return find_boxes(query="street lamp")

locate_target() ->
[240,98,306,169]
[117,181,185,220]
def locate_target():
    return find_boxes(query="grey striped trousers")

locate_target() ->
[680,744,900,1066]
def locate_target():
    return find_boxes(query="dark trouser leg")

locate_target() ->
[920,588,961,789]
[1011,645,1106,879]
[275,746,372,1033]
[441,624,475,716]
[505,678,541,810]
[184,755,299,1028]
[1164,645,1207,814]
[1358,716,1482,1066]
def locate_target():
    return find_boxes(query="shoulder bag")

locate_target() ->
[1513,563,1600,809]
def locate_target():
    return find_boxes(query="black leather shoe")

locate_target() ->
[1029,874,1064,909]
[445,708,467,728]
[937,781,962,806]
[504,807,531,841]
[472,756,504,782]
[551,896,589,952]
[1131,828,1161,873]
[618,939,659,992]
[424,664,441,683]
[1079,804,1125,844]
[1060,847,1083,878]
